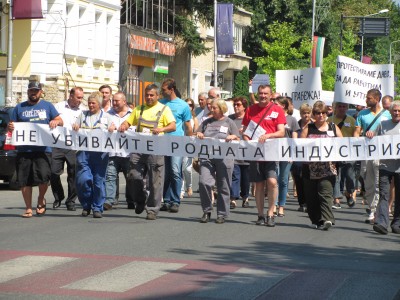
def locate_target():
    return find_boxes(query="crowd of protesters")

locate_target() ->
[7,79,400,235]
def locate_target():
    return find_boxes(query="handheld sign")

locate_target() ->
[251,74,270,93]
[334,56,394,106]
[276,67,322,109]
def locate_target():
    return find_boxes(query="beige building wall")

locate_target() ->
[169,7,252,101]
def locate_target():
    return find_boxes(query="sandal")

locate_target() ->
[230,200,237,209]
[242,199,249,208]
[36,199,47,216]
[21,210,33,218]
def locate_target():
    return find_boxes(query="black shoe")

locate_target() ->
[66,204,76,211]
[160,203,169,211]
[81,209,91,217]
[366,208,372,215]
[215,216,225,224]
[135,202,145,215]
[391,226,400,234]
[346,195,355,207]
[255,216,265,225]
[297,206,307,212]
[93,211,102,218]
[53,199,62,209]
[127,202,135,210]
[373,224,388,235]
[266,216,276,227]
[103,203,112,211]
[200,212,211,223]
[169,203,179,213]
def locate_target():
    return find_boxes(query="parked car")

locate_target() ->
[0,107,18,189]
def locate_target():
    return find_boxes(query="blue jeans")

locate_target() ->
[230,164,250,200]
[76,151,109,212]
[163,156,183,206]
[104,156,132,206]
[276,161,292,206]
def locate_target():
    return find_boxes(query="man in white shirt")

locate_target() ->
[104,92,134,210]
[51,87,85,211]
[99,84,113,112]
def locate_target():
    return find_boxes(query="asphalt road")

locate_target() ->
[0,173,399,300]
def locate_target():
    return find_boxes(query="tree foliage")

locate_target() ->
[233,66,249,99]
[254,21,312,90]
[321,31,357,90]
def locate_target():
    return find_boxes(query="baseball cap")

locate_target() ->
[28,81,42,90]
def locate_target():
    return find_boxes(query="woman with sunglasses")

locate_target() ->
[228,97,250,209]
[300,101,343,230]
[180,98,199,199]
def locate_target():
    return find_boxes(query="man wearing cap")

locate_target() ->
[8,81,63,218]
[51,87,85,211]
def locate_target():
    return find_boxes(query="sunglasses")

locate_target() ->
[234,103,242,107]
[313,111,327,115]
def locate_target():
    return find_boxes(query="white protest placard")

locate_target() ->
[276,67,322,109]
[251,74,270,93]
[320,90,334,106]
[334,56,394,106]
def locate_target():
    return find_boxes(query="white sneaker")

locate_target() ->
[322,221,332,231]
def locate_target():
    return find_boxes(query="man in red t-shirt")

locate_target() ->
[242,85,286,227]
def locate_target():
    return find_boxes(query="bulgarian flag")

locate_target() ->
[311,36,325,68]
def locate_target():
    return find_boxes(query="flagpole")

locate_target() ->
[311,0,316,67]
[213,0,218,88]
[5,0,13,106]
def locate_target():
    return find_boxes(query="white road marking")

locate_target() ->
[0,255,77,284]
[63,261,186,293]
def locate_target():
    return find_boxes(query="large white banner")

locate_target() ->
[11,123,400,162]
[276,67,322,109]
[334,56,394,106]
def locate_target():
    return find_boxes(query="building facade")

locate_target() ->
[119,0,176,105]
[0,0,120,105]
[169,7,252,100]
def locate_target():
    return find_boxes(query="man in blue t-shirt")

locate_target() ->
[354,88,391,224]
[159,78,193,213]
[8,81,63,218]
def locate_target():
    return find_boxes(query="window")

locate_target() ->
[94,11,105,59]
[233,23,243,53]
[121,0,174,37]
[78,6,87,56]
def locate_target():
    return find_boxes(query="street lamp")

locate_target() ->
[390,40,400,64]
[340,9,389,62]
[360,9,389,61]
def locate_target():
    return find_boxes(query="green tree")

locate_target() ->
[233,66,250,99]
[254,21,312,90]
[322,30,357,90]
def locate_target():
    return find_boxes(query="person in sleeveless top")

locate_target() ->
[300,101,343,230]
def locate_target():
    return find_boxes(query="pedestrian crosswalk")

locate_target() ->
[1,251,400,299]
[0,255,77,284]
[63,261,186,293]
